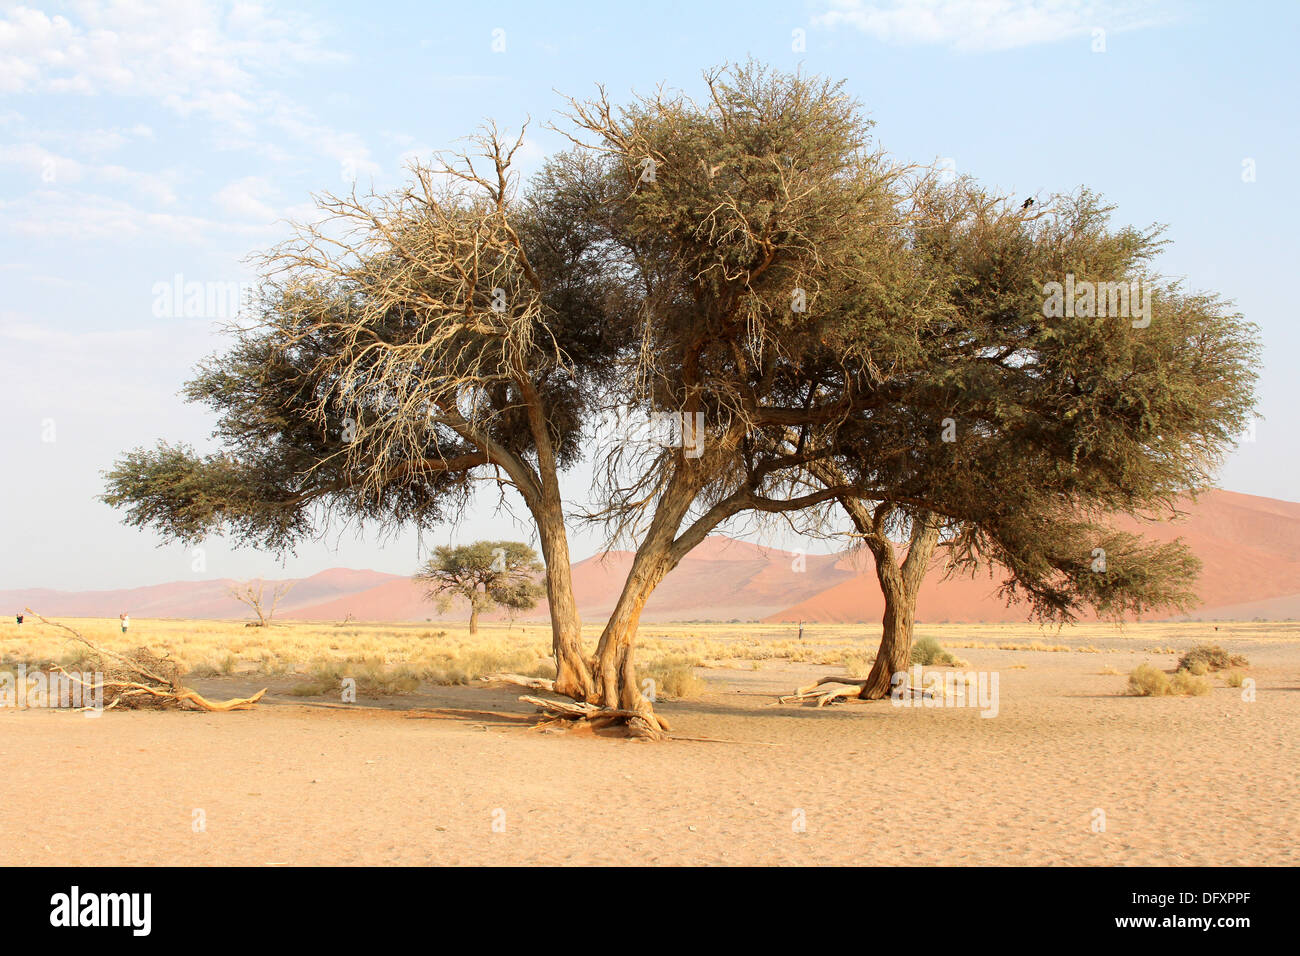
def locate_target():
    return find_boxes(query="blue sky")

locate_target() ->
[2,0,1296,590]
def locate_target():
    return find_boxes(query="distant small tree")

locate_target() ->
[229,578,295,627]
[415,541,545,633]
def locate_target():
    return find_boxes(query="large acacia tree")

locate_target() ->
[101,62,1259,731]
[103,126,621,703]
[793,184,1259,699]
[103,64,929,731]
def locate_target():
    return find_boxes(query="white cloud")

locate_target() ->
[0,189,268,241]
[0,1,373,168]
[0,142,179,203]
[213,175,279,223]
[813,0,1177,52]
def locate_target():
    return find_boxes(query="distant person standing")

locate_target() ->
[798,620,804,641]
[120,612,130,634]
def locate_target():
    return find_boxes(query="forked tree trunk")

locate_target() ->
[592,571,659,713]
[854,510,941,700]
[593,520,677,711]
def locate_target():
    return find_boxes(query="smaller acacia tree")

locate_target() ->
[229,578,295,627]
[415,541,545,633]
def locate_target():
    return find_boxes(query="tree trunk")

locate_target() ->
[856,511,941,700]
[857,569,911,699]
[468,604,480,635]
[590,473,702,715]
[535,507,594,701]
[592,572,658,712]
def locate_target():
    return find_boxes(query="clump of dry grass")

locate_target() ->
[1127,663,1211,697]
[1176,644,1248,674]
[840,650,876,677]
[1127,664,1170,696]
[1170,671,1212,696]
[305,658,422,697]
[642,654,706,699]
[1223,670,1245,688]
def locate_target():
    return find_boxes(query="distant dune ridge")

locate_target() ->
[6,490,1298,623]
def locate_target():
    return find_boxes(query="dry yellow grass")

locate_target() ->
[3,617,1296,696]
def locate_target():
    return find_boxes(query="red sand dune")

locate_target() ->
[5,489,1297,624]
[766,490,1300,623]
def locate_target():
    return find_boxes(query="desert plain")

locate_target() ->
[1,616,1295,866]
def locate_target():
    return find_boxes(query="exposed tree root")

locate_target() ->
[779,675,935,706]
[779,676,871,706]
[482,672,670,738]
[479,673,558,693]
[518,694,671,739]
[25,608,267,713]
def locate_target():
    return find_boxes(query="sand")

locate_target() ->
[2,636,1296,866]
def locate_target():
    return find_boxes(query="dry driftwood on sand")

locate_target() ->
[481,672,671,739]
[24,609,267,712]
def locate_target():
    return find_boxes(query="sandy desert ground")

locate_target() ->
[1,619,1297,866]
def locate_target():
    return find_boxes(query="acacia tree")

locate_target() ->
[415,541,544,633]
[229,578,296,627]
[102,125,622,702]
[103,63,933,734]
[549,64,938,715]
[99,62,1259,733]
[790,183,1259,700]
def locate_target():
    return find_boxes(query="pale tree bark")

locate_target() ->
[590,468,703,719]
[535,505,593,700]
[588,465,848,719]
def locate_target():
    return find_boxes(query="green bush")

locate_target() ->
[910,635,962,667]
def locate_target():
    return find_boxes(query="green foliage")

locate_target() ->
[909,635,961,667]
[414,541,545,624]
[98,61,1261,644]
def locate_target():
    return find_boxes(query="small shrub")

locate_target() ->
[1170,671,1211,696]
[1176,644,1247,673]
[1128,663,1171,697]
[841,650,876,677]
[910,636,961,667]
[1223,670,1245,688]
[1129,664,1212,697]
[643,654,706,699]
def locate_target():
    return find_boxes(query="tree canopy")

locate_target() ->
[102,61,1260,732]
[415,540,545,633]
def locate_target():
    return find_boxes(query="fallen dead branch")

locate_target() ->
[25,608,267,713]
[779,675,935,706]
[482,673,671,738]
[479,673,558,692]
[779,677,872,706]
